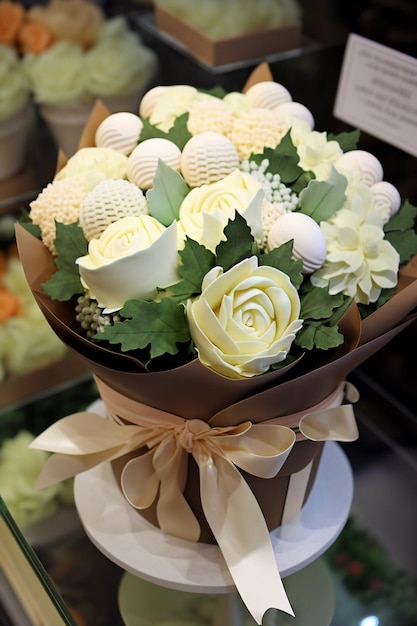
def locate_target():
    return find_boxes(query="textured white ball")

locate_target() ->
[275,101,315,129]
[139,86,169,119]
[245,81,292,109]
[371,181,401,218]
[95,112,143,155]
[127,138,181,190]
[334,150,384,186]
[181,132,239,187]
[267,212,327,274]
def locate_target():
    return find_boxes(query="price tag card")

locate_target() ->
[334,33,417,157]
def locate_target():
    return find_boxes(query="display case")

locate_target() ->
[1,7,416,624]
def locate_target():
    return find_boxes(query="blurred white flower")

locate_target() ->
[290,119,342,179]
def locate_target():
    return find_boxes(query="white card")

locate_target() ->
[334,34,417,157]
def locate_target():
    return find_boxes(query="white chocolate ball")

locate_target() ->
[245,81,292,109]
[95,112,143,155]
[275,101,315,129]
[127,138,181,190]
[181,132,239,187]
[267,212,327,274]
[371,181,401,218]
[334,150,383,186]
[139,86,169,119]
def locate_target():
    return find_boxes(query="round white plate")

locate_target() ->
[74,440,352,594]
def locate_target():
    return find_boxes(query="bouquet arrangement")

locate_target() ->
[16,63,417,623]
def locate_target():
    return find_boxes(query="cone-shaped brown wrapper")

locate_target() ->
[15,223,417,425]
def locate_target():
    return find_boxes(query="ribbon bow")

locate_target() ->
[30,378,359,625]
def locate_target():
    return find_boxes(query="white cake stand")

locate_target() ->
[74,438,353,624]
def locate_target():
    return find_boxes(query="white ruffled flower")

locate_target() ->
[311,191,400,304]
[290,119,342,180]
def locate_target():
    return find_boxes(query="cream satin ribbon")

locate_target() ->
[30,377,359,625]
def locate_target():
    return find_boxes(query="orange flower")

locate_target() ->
[0,2,25,46]
[0,290,22,322]
[18,21,55,54]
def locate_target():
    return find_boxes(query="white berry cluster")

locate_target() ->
[241,158,299,248]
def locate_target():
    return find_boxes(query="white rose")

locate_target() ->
[178,170,264,251]
[77,215,180,310]
[187,256,303,379]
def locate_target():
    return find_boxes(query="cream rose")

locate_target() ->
[187,256,303,379]
[76,215,180,310]
[178,170,264,251]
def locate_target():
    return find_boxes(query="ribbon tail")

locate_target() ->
[299,404,359,442]
[197,452,294,624]
[155,440,201,542]
[35,445,133,489]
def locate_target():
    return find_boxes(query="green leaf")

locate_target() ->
[385,229,417,264]
[96,298,190,359]
[327,129,360,152]
[42,222,87,301]
[147,160,190,226]
[215,213,254,271]
[384,199,417,232]
[383,200,417,264]
[299,168,347,223]
[165,237,216,302]
[299,286,346,321]
[18,210,41,238]
[291,170,315,194]
[295,321,344,351]
[198,86,227,99]
[250,131,304,184]
[139,113,192,150]
[260,241,303,289]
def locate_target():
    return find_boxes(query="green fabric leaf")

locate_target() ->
[296,321,344,351]
[291,170,315,194]
[42,222,87,301]
[17,211,41,238]
[300,287,346,321]
[385,229,417,264]
[165,238,216,303]
[384,199,417,232]
[215,213,254,271]
[250,131,304,184]
[384,200,417,264]
[96,298,190,359]
[327,129,360,152]
[198,86,227,98]
[260,241,303,289]
[299,169,347,223]
[139,113,192,150]
[147,160,190,226]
